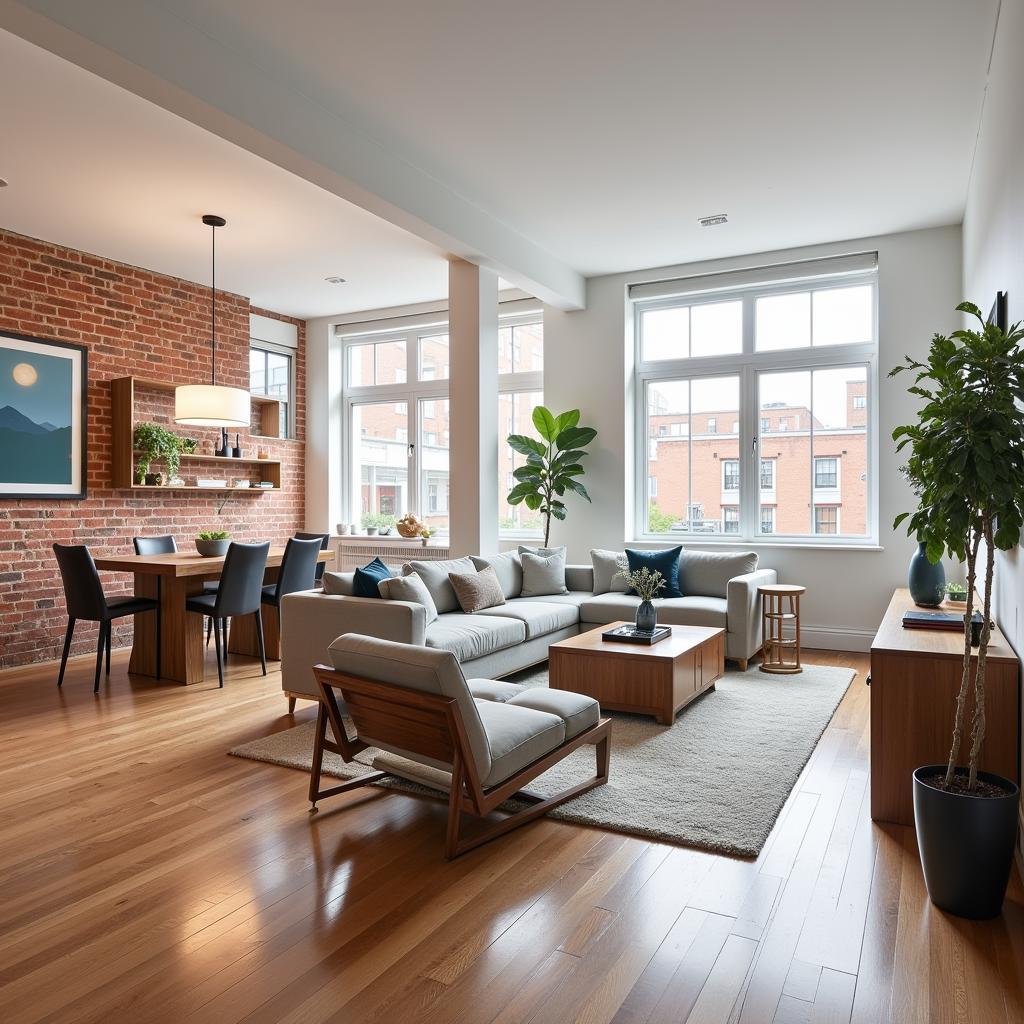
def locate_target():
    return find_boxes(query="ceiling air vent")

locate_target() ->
[698,213,728,227]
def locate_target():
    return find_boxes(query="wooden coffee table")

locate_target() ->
[548,621,725,725]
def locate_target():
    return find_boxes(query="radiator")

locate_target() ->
[334,538,453,571]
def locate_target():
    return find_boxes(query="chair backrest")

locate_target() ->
[133,535,177,555]
[326,633,491,784]
[213,542,270,617]
[272,536,324,601]
[53,543,107,621]
[294,532,330,581]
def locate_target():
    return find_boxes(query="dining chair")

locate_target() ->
[262,537,323,614]
[132,535,178,678]
[185,542,270,687]
[53,543,160,693]
[294,532,331,584]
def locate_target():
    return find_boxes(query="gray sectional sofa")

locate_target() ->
[280,547,776,708]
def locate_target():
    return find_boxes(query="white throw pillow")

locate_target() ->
[590,549,629,595]
[378,571,439,624]
[520,550,569,597]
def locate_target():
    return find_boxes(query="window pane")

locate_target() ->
[690,301,742,357]
[647,376,739,534]
[419,333,450,381]
[812,365,868,535]
[499,322,544,373]
[755,292,811,351]
[249,349,266,393]
[352,402,407,528]
[266,352,290,399]
[499,390,544,533]
[813,285,873,346]
[759,370,811,533]
[641,307,689,361]
[420,398,449,534]
[347,339,407,385]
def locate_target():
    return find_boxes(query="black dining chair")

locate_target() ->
[185,542,270,687]
[53,543,160,693]
[132,535,178,678]
[262,536,323,615]
[294,532,331,584]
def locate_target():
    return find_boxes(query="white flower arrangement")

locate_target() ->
[615,557,666,602]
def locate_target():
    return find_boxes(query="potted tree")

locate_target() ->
[892,301,1023,919]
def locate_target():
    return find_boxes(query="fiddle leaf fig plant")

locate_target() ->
[891,301,1024,792]
[506,406,597,546]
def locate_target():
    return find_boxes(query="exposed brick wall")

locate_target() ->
[0,228,306,668]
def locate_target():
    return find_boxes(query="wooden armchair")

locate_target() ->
[310,633,611,859]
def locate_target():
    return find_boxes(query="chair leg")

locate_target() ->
[155,604,162,679]
[212,617,224,688]
[222,618,229,660]
[206,617,213,647]
[105,621,112,675]
[254,611,267,676]
[93,624,105,694]
[57,618,75,688]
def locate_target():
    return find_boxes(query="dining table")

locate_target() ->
[93,547,333,685]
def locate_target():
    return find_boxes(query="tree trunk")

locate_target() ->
[946,528,981,787]
[967,518,995,790]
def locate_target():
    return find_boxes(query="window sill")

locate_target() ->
[630,537,883,553]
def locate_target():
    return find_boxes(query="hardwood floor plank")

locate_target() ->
[683,933,758,1024]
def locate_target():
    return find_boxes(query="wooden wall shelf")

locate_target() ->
[111,376,284,491]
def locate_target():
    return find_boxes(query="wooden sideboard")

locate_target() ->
[870,588,1021,826]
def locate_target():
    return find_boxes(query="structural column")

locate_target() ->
[448,259,499,556]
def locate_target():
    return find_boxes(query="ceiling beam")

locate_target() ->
[0,0,586,310]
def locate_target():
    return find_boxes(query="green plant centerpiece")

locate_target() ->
[613,558,665,632]
[134,423,188,483]
[197,530,230,541]
[506,406,597,546]
[891,300,1024,918]
[946,582,967,602]
[195,529,231,557]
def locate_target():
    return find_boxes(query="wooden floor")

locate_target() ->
[1,647,1021,1024]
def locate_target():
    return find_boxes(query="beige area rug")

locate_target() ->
[230,663,855,856]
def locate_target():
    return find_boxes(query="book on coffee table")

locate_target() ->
[601,624,672,645]
[902,610,984,631]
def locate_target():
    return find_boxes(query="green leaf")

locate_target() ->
[512,465,543,481]
[524,492,543,511]
[550,505,568,520]
[555,409,580,433]
[556,426,598,451]
[562,478,592,502]
[532,406,558,442]
[507,434,547,458]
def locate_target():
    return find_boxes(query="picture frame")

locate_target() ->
[988,291,1008,332]
[0,330,88,499]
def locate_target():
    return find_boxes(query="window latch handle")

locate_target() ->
[752,435,758,453]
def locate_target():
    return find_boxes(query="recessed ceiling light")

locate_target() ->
[324,275,346,284]
[698,213,728,227]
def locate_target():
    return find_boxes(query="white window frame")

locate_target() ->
[633,260,878,546]
[250,340,296,439]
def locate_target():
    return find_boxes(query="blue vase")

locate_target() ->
[635,600,657,632]
[909,541,946,607]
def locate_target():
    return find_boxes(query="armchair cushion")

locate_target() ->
[505,687,600,740]
[476,700,565,787]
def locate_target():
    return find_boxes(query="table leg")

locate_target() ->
[128,573,159,676]
[160,575,206,684]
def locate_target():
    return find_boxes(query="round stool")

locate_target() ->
[758,584,806,674]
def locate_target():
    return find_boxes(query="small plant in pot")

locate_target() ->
[891,301,1024,919]
[195,530,231,557]
[614,557,666,632]
[946,582,967,603]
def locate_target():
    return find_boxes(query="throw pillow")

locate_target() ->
[679,549,758,599]
[403,556,476,614]
[520,550,569,597]
[353,556,391,598]
[590,548,629,595]
[470,551,522,599]
[321,570,354,596]
[625,546,683,598]
[449,566,506,614]
[377,571,439,624]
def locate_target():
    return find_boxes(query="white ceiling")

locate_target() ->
[0,29,450,318]
[0,0,1001,314]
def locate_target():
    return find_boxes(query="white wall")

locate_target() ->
[543,225,964,649]
[961,0,1024,797]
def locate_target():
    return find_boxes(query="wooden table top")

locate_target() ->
[550,621,724,660]
[94,547,332,578]
[871,587,1016,663]
[758,584,807,595]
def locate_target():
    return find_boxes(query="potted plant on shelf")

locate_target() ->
[134,422,187,484]
[891,300,1024,919]
[506,406,597,546]
[946,582,967,604]
[195,530,231,557]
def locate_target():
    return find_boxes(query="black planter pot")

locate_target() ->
[913,765,1020,919]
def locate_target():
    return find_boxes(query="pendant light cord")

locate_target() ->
[210,220,217,386]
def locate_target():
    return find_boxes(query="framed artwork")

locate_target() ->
[988,291,1008,332]
[0,331,88,499]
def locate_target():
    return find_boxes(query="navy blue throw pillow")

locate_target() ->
[624,546,683,599]
[353,556,392,598]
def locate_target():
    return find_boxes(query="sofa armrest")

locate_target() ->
[565,564,595,593]
[280,593,427,699]
[726,569,778,661]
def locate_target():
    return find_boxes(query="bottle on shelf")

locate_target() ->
[232,433,242,458]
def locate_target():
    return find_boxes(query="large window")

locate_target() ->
[634,254,876,543]
[250,344,294,438]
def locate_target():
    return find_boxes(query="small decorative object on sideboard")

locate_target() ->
[195,530,230,557]
[908,539,946,607]
[257,447,268,460]
[945,582,967,603]
[232,433,242,459]
[614,558,665,632]
[336,523,350,535]
[144,471,163,487]
[396,512,424,538]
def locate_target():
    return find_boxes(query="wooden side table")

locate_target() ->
[758,584,806,674]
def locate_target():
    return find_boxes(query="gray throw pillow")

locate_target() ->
[679,550,758,599]
[520,550,569,597]
[377,571,439,624]
[448,566,506,614]
[590,548,629,595]
[403,556,476,614]
[471,551,522,598]
[321,571,355,596]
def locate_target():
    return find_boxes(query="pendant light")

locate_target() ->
[174,214,250,427]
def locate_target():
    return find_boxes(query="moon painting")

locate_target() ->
[0,332,87,499]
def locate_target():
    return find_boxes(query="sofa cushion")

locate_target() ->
[471,551,522,599]
[477,598,579,639]
[520,550,569,597]
[590,549,628,595]
[505,688,600,740]
[476,700,565,787]
[377,571,438,624]
[425,613,526,662]
[680,550,758,599]
[625,546,683,598]
[449,566,506,613]
[354,557,391,598]
[404,556,476,614]
[513,591,591,609]
[579,592,727,628]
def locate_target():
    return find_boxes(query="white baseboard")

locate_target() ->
[800,624,875,653]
